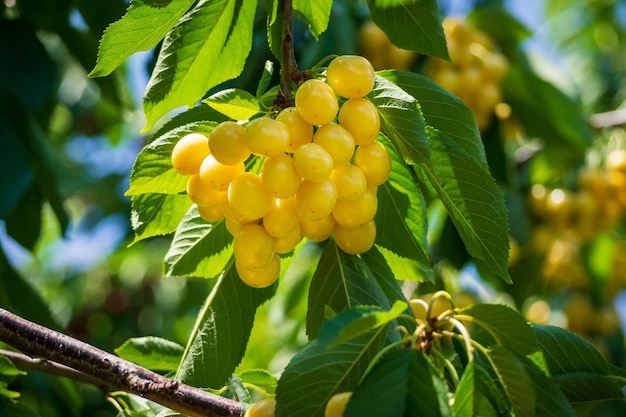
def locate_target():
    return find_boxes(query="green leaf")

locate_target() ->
[176,262,276,388]
[488,345,536,417]
[369,75,429,165]
[453,361,478,417]
[255,60,274,97]
[0,382,20,400]
[306,241,392,340]
[266,0,282,60]
[294,0,332,39]
[504,66,591,158]
[275,328,387,417]
[521,358,577,417]
[130,193,193,244]
[0,356,26,378]
[115,337,184,372]
[461,304,538,357]
[126,121,216,197]
[552,372,625,414]
[532,324,610,376]
[203,88,261,120]
[318,301,407,348]
[89,0,196,77]
[367,0,448,60]
[163,206,232,279]
[0,245,61,331]
[143,0,256,130]
[345,349,452,417]
[238,369,278,387]
[5,182,42,250]
[374,138,431,280]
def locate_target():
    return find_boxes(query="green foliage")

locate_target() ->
[115,337,185,372]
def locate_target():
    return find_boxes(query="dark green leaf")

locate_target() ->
[318,301,407,348]
[0,244,60,331]
[452,361,477,417]
[374,138,432,281]
[521,358,577,417]
[488,345,535,417]
[5,182,42,250]
[203,88,261,120]
[468,5,532,51]
[532,324,610,376]
[553,372,624,414]
[126,121,217,197]
[461,304,538,357]
[115,337,184,372]
[306,241,392,340]
[0,396,38,416]
[369,75,429,165]
[163,206,232,279]
[345,349,452,417]
[176,263,276,388]
[294,0,332,39]
[143,0,256,129]
[238,369,278,387]
[275,329,387,417]
[130,193,193,244]
[0,357,26,378]
[89,0,196,77]
[368,0,448,60]
[378,71,510,282]
[266,0,282,60]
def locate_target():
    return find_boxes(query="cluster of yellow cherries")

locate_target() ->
[423,17,509,131]
[171,56,390,288]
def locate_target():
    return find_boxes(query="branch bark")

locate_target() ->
[0,308,242,417]
[276,0,303,109]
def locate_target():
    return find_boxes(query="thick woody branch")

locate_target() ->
[0,308,242,417]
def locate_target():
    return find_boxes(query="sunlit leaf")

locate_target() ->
[345,349,452,417]
[203,88,261,120]
[130,193,192,244]
[275,328,387,417]
[306,241,391,340]
[126,121,216,197]
[369,75,428,165]
[163,206,232,279]
[89,0,196,77]
[176,261,276,388]
[143,0,256,129]
[115,337,184,372]
[367,0,448,59]
[294,0,332,39]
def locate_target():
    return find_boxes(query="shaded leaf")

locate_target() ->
[238,369,278,387]
[143,0,256,129]
[318,301,407,348]
[5,182,42,250]
[553,372,624,414]
[461,304,538,357]
[345,349,452,417]
[488,345,535,417]
[306,241,391,340]
[203,88,260,120]
[176,261,276,388]
[163,206,232,279]
[130,193,193,244]
[275,329,387,417]
[374,138,432,281]
[0,356,26,378]
[115,337,184,372]
[368,0,448,60]
[377,71,510,282]
[369,75,429,165]
[89,0,196,77]
[521,358,577,417]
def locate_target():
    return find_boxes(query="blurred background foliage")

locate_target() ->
[1,0,625,415]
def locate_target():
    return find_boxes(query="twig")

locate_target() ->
[0,308,242,417]
[590,108,626,128]
[276,0,302,109]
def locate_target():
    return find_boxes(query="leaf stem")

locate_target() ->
[276,0,303,109]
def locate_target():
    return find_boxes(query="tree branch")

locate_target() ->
[0,308,242,417]
[276,0,303,109]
